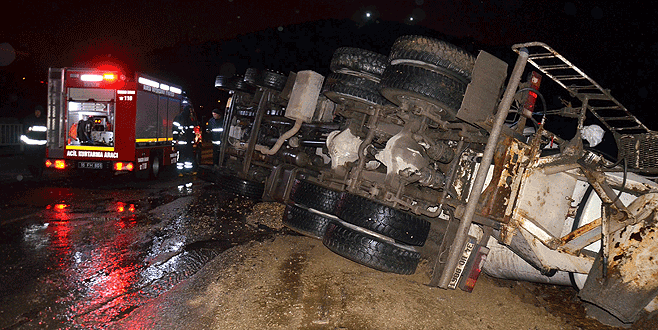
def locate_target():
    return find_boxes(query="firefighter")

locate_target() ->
[21,106,47,177]
[173,105,196,175]
[206,108,223,168]
[77,115,92,144]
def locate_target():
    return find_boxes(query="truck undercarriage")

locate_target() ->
[202,37,658,326]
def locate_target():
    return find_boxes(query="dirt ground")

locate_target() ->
[117,202,656,330]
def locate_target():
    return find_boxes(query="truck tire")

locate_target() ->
[379,64,466,120]
[218,173,264,200]
[283,204,335,239]
[330,47,388,77]
[215,74,256,93]
[149,153,161,179]
[337,193,430,246]
[324,72,389,106]
[215,75,232,90]
[231,74,256,94]
[388,35,475,81]
[322,221,421,275]
[326,72,380,91]
[325,81,389,106]
[261,70,287,91]
[290,179,344,216]
[244,68,261,86]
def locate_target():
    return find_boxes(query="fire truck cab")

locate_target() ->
[45,67,189,178]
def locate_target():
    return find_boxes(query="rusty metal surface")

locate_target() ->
[478,137,526,222]
[580,193,658,323]
[559,217,601,254]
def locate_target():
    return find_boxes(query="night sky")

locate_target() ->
[1,1,656,126]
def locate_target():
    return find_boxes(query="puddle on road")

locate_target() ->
[0,181,280,329]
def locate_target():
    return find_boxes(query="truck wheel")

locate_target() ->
[218,173,265,200]
[322,221,421,275]
[231,74,256,94]
[290,179,344,216]
[149,154,161,179]
[283,204,335,239]
[244,68,261,86]
[326,72,380,90]
[330,47,388,77]
[214,74,256,93]
[337,193,430,246]
[324,72,389,106]
[325,81,389,106]
[379,64,467,120]
[215,75,232,91]
[388,35,475,81]
[261,70,287,91]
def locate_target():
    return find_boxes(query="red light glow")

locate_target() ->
[103,73,117,81]
[113,162,134,171]
[55,160,66,169]
[115,202,136,213]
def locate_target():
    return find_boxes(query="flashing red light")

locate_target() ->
[54,203,68,211]
[103,73,117,81]
[114,162,134,171]
[45,159,52,168]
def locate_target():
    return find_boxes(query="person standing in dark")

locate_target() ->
[206,108,223,168]
[173,105,196,175]
[77,115,92,144]
[21,106,47,177]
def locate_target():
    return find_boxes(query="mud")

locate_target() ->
[117,202,658,330]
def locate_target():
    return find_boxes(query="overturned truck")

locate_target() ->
[205,36,658,325]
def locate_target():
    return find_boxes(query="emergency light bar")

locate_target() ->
[80,73,118,82]
[138,77,159,88]
[138,77,182,94]
[80,74,103,82]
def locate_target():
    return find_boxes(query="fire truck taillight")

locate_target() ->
[114,162,134,171]
[46,159,66,169]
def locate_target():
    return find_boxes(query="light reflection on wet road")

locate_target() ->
[0,171,276,329]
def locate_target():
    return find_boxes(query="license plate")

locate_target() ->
[78,161,103,169]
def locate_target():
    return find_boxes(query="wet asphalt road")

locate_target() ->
[0,157,276,329]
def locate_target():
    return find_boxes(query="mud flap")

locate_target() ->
[579,194,658,323]
[456,51,507,128]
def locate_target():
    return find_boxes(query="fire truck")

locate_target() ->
[44,67,194,178]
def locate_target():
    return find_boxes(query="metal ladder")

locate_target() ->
[512,42,651,135]
[513,42,658,172]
